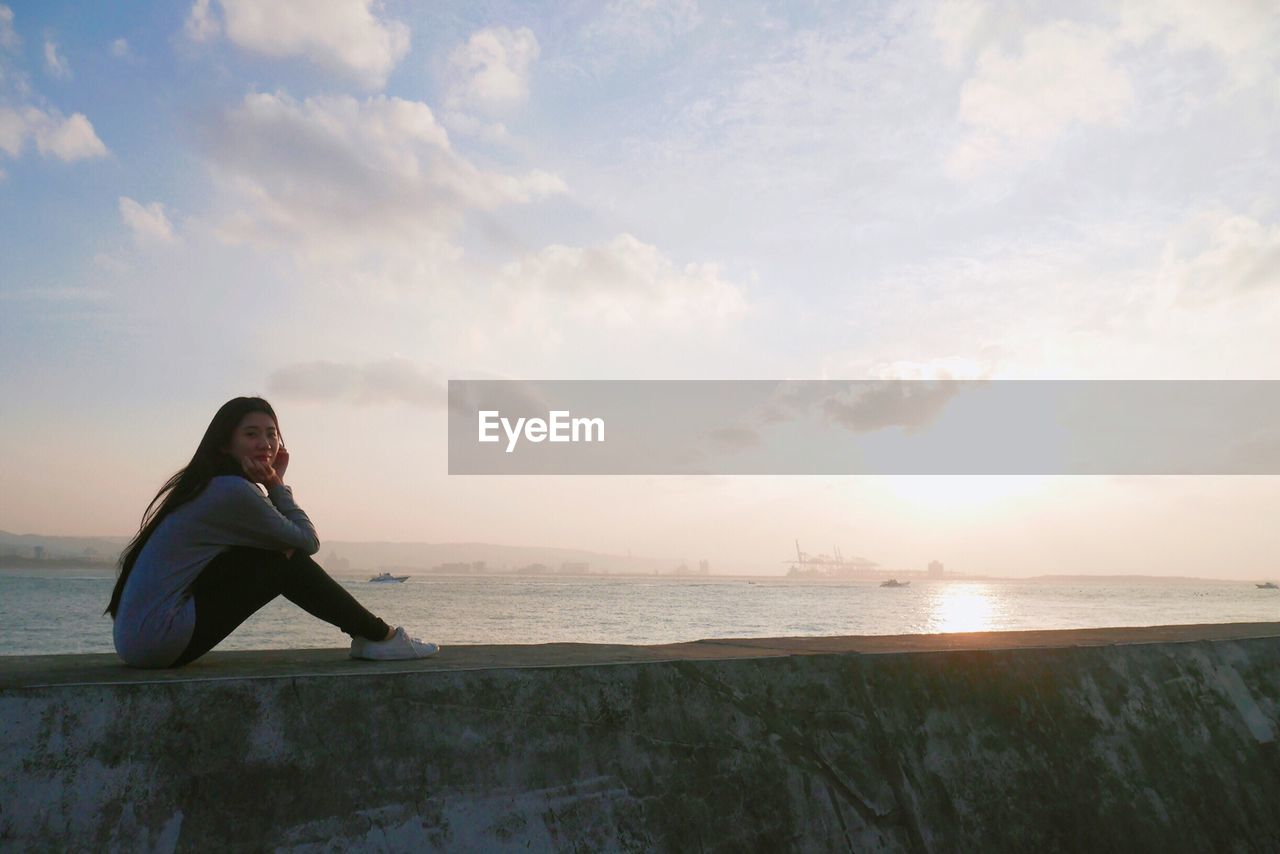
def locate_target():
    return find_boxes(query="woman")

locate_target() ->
[105,396,439,667]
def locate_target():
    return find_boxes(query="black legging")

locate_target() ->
[170,546,391,667]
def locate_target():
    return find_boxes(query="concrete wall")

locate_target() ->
[2,632,1278,851]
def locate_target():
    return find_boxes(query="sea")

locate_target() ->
[1,570,1277,658]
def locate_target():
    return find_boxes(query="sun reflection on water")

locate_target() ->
[928,583,997,633]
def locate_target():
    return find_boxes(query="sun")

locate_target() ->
[929,583,998,633]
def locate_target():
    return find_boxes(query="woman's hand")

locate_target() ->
[240,455,285,488]
[273,445,290,481]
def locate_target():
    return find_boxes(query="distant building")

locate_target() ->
[516,562,549,575]
[559,561,589,575]
[432,561,486,574]
[33,545,44,561]
[673,560,710,576]
[928,560,944,579]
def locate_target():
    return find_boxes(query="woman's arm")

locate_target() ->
[199,476,321,555]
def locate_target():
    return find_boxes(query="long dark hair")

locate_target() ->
[105,396,280,618]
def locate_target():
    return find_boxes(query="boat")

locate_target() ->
[1258,581,1278,589]
[880,579,910,588]
[369,572,410,583]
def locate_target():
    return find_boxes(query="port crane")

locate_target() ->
[785,540,880,577]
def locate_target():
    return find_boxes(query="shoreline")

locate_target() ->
[2,566,1273,585]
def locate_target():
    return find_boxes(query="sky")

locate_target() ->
[1,0,1279,579]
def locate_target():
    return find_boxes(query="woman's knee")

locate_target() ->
[223,545,292,564]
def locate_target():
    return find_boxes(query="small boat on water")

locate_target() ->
[1258,581,1278,589]
[880,578,910,588]
[369,572,410,583]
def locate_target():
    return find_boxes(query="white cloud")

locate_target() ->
[938,4,1280,179]
[119,197,177,244]
[931,0,990,67]
[266,359,445,407]
[0,107,23,155]
[631,16,940,208]
[0,286,108,302]
[1164,212,1280,303]
[184,0,220,42]
[36,111,106,159]
[1119,0,1280,85]
[947,21,1132,178]
[43,38,70,79]
[208,91,565,266]
[110,38,131,59]
[440,109,510,144]
[496,233,748,331]
[0,105,108,161]
[817,203,1280,382]
[190,0,410,89]
[446,27,540,114]
[0,5,19,52]
[582,0,701,64]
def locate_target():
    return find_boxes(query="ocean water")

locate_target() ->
[0,571,1276,658]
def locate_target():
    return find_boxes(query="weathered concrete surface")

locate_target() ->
[2,623,1278,852]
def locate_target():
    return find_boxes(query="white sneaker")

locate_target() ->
[350,626,440,660]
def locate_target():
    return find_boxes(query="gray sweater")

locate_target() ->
[112,476,320,668]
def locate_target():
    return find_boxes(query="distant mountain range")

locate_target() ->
[0,530,684,576]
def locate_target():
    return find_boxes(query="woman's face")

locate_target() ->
[223,411,281,467]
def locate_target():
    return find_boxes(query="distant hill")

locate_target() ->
[307,541,675,577]
[0,530,680,577]
[0,530,128,561]
[1023,574,1250,585]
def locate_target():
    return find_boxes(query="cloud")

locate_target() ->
[0,286,108,302]
[187,0,409,88]
[0,109,21,154]
[931,0,989,67]
[266,359,445,407]
[1167,212,1280,303]
[444,375,560,419]
[446,27,539,114]
[43,38,70,79]
[946,21,1132,178]
[496,233,748,331]
[816,381,970,434]
[119,197,177,244]
[0,5,19,52]
[110,38,132,59]
[36,111,106,159]
[0,15,107,169]
[636,17,942,205]
[184,0,219,42]
[207,91,565,265]
[939,4,1280,179]
[581,0,701,66]
[1118,0,1280,86]
[754,380,975,436]
[439,109,510,144]
[0,105,108,161]
[705,425,761,452]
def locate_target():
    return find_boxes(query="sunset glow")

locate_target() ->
[928,584,999,634]
[1,2,1278,580]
